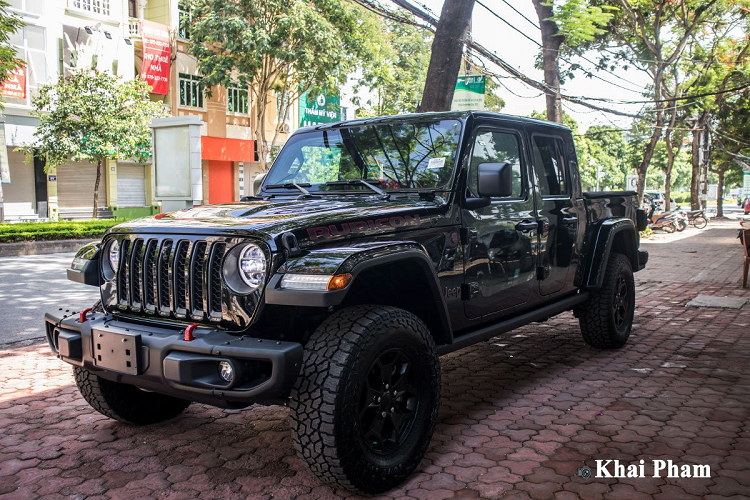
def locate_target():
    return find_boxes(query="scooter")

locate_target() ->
[676,207,709,229]
[648,202,678,233]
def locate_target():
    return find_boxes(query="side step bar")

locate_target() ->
[437,292,589,356]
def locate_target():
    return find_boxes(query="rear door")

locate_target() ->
[463,123,538,320]
[529,132,579,296]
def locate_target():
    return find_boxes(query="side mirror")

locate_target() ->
[478,162,513,198]
[253,173,267,195]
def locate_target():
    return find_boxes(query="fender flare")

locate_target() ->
[264,244,453,345]
[580,218,640,289]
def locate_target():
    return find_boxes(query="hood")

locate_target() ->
[110,195,450,246]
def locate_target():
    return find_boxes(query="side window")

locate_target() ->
[469,130,524,198]
[532,135,568,196]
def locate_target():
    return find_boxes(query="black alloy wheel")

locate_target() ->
[358,348,420,455]
[613,273,631,331]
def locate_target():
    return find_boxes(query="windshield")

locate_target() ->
[262,119,462,193]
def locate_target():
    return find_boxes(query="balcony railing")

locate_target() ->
[128,18,141,38]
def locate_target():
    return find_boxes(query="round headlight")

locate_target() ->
[108,239,120,273]
[238,244,266,289]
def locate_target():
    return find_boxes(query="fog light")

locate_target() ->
[218,361,234,383]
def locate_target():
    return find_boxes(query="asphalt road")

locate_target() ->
[0,252,99,347]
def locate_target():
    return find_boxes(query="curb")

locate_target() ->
[0,239,96,258]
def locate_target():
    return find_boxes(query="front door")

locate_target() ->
[529,133,578,295]
[463,126,538,320]
[208,160,234,204]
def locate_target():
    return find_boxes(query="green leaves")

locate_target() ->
[186,0,383,169]
[550,0,616,47]
[19,70,169,171]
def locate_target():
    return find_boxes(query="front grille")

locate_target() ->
[115,237,227,322]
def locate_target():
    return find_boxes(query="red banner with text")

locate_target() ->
[1,65,26,99]
[140,20,170,95]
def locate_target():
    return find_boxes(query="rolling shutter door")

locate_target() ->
[57,161,106,209]
[3,150,36,216]
[117,164,147,207]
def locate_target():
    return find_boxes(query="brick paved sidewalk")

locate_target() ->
[1,221,749,499]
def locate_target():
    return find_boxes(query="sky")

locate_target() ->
[416,0,653,131]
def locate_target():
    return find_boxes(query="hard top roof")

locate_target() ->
[294,110,571,134]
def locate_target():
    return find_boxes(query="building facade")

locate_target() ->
[0,0,300,221]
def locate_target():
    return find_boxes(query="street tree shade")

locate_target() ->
[417,0,475,112]
[19,71,168,219]
[185,0,383,171]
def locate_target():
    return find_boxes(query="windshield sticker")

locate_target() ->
[307,214,421,240]
[427,157,446,169]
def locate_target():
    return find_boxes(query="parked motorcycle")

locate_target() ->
[681,208,709,229]
[648,202,679,233]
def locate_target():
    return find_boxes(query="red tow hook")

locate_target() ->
[184,323,198,341]
[79,308,94,323]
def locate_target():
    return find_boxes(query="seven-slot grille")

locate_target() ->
[115,237,227,322]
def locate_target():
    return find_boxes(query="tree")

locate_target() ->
[532,0,564,123]
[187,0,382,170]
[561,0,726,204]
[19,71,168,218]
[483,76,507,112]
[680,22,750,209]
[353,11,432,117]
[535,0,614,123]
[580,125,632,190]
[418,0,475,112]
[0,0,24,110]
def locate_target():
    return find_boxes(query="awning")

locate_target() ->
[201,136,254,162]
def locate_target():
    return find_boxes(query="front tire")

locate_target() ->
[74,367,191,424]
[693,216,708,229]
[676,219,687,232]
[290,305,440,494]
[576,253,635,348]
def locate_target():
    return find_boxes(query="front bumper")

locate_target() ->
[44,311,303,408]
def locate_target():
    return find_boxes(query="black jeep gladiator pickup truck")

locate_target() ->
[46,111,648,493]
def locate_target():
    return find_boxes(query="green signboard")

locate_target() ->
[451,74,486,111]
[299,91,341,127]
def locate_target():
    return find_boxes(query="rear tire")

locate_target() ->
[692,216,708,229]
[576,253,635,349]
[290,305,440,494]
[74,367,191,424]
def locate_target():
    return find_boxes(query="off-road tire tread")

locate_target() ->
[74,367,191,425]
[289,305,440,493]
[576,253,634,349]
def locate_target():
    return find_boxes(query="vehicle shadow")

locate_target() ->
[0,314,629,499]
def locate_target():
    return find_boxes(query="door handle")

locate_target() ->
[561,217,578,225]
[515,221,538,232]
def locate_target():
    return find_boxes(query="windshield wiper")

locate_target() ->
[324,179,390,200]
[264,182,314,198]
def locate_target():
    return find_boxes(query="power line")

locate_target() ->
[475,0,648,95]
[366,0,749,117]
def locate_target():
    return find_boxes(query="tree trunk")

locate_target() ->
[636,168,647,207]
[532,0,563,123]
[636,119,663,205]
[255,90,268,171]
[92,159,101,219]
[690,114,707,210]
[717,168,724,218]
[418,0,475,112]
